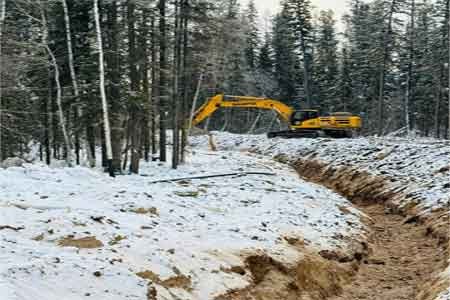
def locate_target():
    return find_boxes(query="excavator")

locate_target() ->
[191,94,362,138]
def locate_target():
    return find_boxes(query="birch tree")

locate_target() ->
[94,0,114,176]
[61,0,84,164]
[40,3,73,166]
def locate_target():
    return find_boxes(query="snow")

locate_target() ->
[438,288,450,300]
[192,133,450,213]
[0,147,364,299]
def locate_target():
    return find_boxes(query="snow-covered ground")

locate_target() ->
[192,132,450,300]
[0,148,364,299]
[192,133,450,213]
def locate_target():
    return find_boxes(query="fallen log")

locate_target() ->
[0,225,25,231]
[147,171,276,184]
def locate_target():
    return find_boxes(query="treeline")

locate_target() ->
[0,0,449,174]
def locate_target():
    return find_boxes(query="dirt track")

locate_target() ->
[328,204,448,300]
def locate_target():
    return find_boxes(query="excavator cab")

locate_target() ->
[290,110,320,126]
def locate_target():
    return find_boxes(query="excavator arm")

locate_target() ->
[192,94,294,126]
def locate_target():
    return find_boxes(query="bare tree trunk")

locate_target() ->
[187,72,204,136]
[150,15,158,161]
[0,0,5,162]
[180,0,190,164]
[42,84,51,165]
[448,0,450,139]
[159,0,167,162]
[433,67,443,138]
[172,0,182,169]
[105,0,122,172]
[220,110,229,132]
[300,37,312,108]
[41,5,73,166]
[141,9,151,163]
[405,0,415,136]
[248,112,261,134]
[94,0,114,176]
[377,0,396,136]
[127,0,142,174]
[62,0,83,164]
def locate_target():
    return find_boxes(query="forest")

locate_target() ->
[0,0,449,174]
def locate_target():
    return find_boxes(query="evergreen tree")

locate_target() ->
[282,0,314,107]
[259,31,273,74]
[313,10,339,112]
[272,6,302,107]
[243,0,259,70]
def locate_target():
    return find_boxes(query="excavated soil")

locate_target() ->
[328,204,448,300]
[215,251,358,300]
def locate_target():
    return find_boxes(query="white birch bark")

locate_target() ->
[62,0,80,101]
[93,0,113,164]
[40,5,73,166]
[0,0,5,161]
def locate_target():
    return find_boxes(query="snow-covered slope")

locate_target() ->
[0,149,363,299]
[192,133,450,213]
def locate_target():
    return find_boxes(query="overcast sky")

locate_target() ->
[241,0,349,31]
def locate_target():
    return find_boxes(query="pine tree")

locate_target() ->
[272,5,302,107]
[314,10,339,112]
[259,31,273,74]
[243,0,259,70]
[283,0,314,107]
[0,0,5,162]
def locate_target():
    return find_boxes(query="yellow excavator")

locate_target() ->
[191,94,362,138]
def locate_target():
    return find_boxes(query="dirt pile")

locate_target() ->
[216,251,357,300]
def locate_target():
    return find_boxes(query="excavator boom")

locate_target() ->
[192,94,294,126]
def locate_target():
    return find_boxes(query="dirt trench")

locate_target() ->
[293,158,450,300]
[217,157,449,300]
[327,203,447,300]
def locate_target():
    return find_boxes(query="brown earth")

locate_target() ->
[215,251,358,300]
[327,204,448,300]
[57,236,104,249]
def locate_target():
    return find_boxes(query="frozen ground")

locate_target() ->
[0,147,364,300]
[192,133,450,213]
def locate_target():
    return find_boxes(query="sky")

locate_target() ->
[241,0,349,32]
